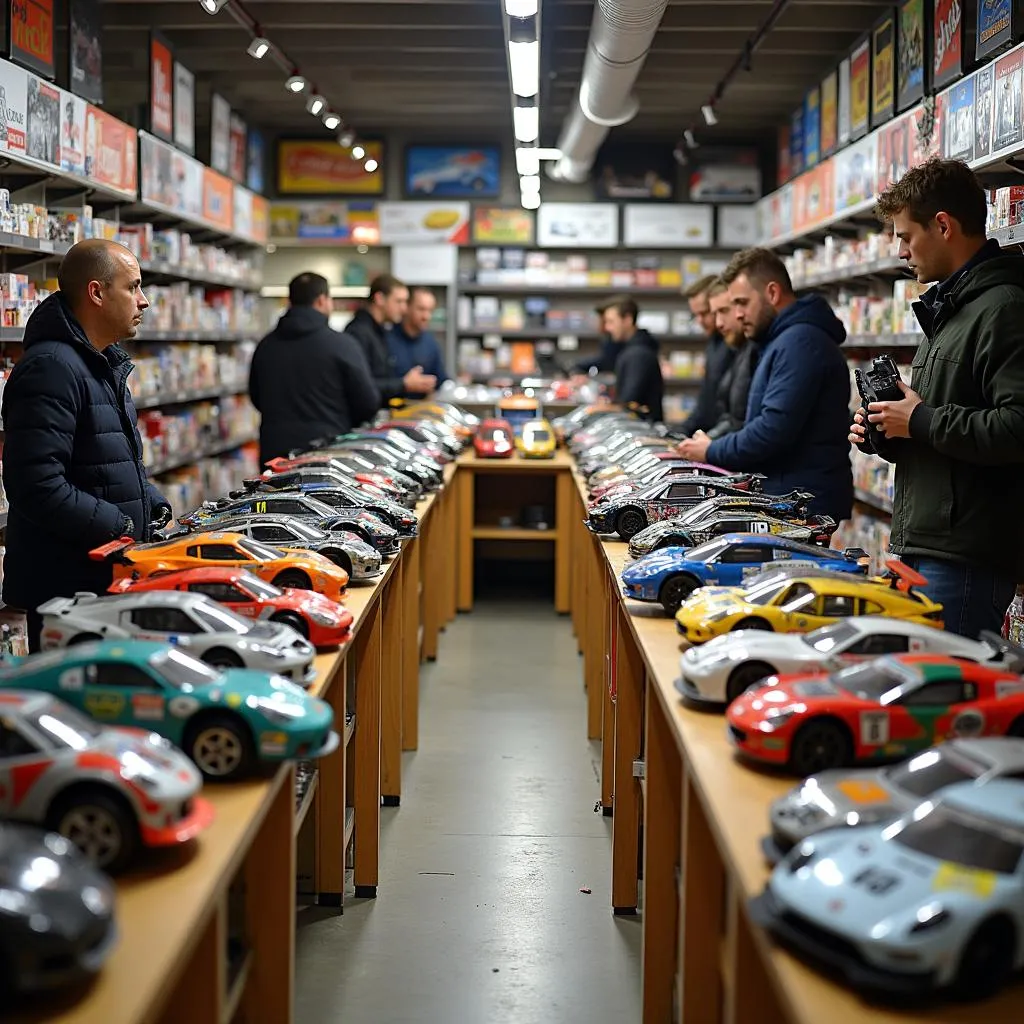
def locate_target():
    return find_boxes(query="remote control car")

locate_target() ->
[751,778,1024,1000]
[263,454,423,505]
[726,653,1024,775]
[90,533,350,603]
[191,515,383,580]
[255,464,395,503]
[675,561,943,644]
[39,591,317,683]
[109,568,353,648]
[389,401,478,441]
[474,418,515,459]
[586,478,776,540]
[0,641,338,781]
[678,618,1007,707]
[622,534,870,613]
[594,468,762,504]
[0,822,116,992]
[373,419,461,459]
[0,690,212,871]
[764,737,1024,863]
[304,435,443,489]
[590,462,756,501]
[516,418,557,459]
[626,494,826,558]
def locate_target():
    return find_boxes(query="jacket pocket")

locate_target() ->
[899,447,954,538]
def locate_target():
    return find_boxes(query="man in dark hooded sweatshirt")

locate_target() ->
[1,239,172,650]
[678,247,854,523]
[598,295,663,422]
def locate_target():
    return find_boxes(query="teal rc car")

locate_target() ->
[0,640,338,780]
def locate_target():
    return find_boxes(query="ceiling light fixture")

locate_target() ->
[364,158,379,173]
[199,0,229,13]
[505,0,538,15]
[285,74,306,93]
[508,40,539,98]
[684,129,699,149]
[338,128,356,148]
[516,147,540,176]
[306,93,326,116]
[513,106,539,143]
[351,144,366,160]
[521,192,540,210]
[247,35,270,59]
[535,147,562,160]
[322,112,341,131]
[701,104,718,127]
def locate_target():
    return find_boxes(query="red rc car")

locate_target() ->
[108,567,353,648]
[473,418,515,459]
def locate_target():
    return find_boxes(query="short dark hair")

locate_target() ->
[875,158,987,237]
[721,247,793,294]
[58,239,124,307]
[369,273,406,302]
[288,272,330,307]
[682,274,719,300]
[409,286,436,303]
[596,295,638,322]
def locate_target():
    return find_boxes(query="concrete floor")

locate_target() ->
[296,596,642,1024]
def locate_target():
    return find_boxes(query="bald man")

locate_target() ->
[2,239,171,650]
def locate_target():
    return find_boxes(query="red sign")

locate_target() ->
[149,33,173,140]
[933,0,963,89]
[202,167,233,232]
[9,0,53,78]
[85,105,137,195]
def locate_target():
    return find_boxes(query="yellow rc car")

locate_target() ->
[515,418,556,459]
[674,560,944,644]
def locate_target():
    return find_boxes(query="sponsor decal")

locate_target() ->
[131,693,165,721]
[860,710,891,745]
[168,695,200,718]
[933,861,996,897]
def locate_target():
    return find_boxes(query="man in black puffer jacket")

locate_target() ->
[598,295,664,422]
[2,239,171,650]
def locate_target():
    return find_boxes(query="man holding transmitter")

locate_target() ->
[2,239,171,650]
[851,159,1024,637]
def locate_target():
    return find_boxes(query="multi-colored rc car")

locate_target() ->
[726,653,1024,775]
[764,737,1024,863]
[621,534,869,613]
[591,464,763,502]
[39,590,316,683]
[0,641,338,781]
[109,568,353,648]
[751,778,1024,1001]
[678,617,1006,707]
[515,418,556,459]
[675,561,944,644]
[0,690,212,871]
[90,533,350,603]
[263,453,422,506]
[474,418,515,459]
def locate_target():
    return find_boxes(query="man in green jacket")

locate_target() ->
[851,159,1024,638]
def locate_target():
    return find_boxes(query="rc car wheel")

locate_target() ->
[271,611,309,639]
[184,712,255,781]
[321,549,352,576]
[48,786,140,874]
[615,507,646,540]
[953,917,1015,999]
[1008,714,1024,738]
[203,648,243,669]
[68,633,102,645]
[658,574,700,614]
[273,569,312,590]
[733,617,772,632]
[787,719,852,775]
[726,662,775,704]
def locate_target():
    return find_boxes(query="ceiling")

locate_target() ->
[96,0,896,148]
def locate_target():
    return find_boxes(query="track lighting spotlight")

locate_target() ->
[323,113,341,131]
[364,158,379,173]
[338,128,356,148]
[702,104,718,127]
[285,74,306,93]
[306,93,326,117]
[199,0,228,13]
[351,144,365,160]
[247,36,270,59]
[684,129,698,149]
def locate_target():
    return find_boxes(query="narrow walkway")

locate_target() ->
[296,597,642,1023]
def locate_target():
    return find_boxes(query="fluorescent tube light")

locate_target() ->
[509,40,539,98]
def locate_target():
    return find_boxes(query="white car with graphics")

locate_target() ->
[39,591,316,685]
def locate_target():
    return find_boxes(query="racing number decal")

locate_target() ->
[749,521,770,533]
[852,866,901,896]
[255,500,268,514]
[950,709,985,738]
[859,711,890,746]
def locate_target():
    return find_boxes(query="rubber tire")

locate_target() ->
[271,611,309,639]
[68,633,102,645]
[733,617,772,632]
[184,712,255,781]
[48,786,139,874]
[322,549,352,576]
[273,569,312,591]
[658,575,700,614]
[203,648,243,670]
[1009,714,1024,738]
[615,507,646,541]
[952,918,1015,1000]
[726,661,775,704]
[787,719,853,775]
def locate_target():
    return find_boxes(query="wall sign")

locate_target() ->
[623,204,712,247]
[975,60,994,156]
[269,201,379,243]
[0,56,27,154]
[405,145,500,198]
[898,0,928,110]
[821,71,839,156]
[277,138,384,194]
[790,105,805,176]
[173,61,194,154]
[472,207,534,244]
[804,86,821,167]
[60,89,85,175]
[977,0,1017,60]
[68,0,101,103]
[538,202,618,248]
[777,123,792,184]
[228,111,246,183]
[379,201,470,244]
[850,38,871,139]
[934,0,964,89]
[717,205,758,247]
[85,103,137,194]
[210,92,230,175]
[872,13,896,126]
[25,72,55,164]
[944,73,976,160]
[838,57,852,145]
[993,45,1024,152]
[8,0,53,78]
[246,128,264,194]
[149,31,172,141]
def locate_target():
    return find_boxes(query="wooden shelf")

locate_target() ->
[134,386,246,410]
[472,526,558,540]
[458,284,686,296]
[149,433,258,475]
[294,771,319,837]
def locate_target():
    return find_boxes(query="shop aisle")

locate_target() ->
[296,595,642,1023]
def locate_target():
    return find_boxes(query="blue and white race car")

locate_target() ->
[751,778,1024,1001]
[620,533,869,613]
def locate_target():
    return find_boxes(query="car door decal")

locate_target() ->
[859,711,890,746]
[84,691,125,718]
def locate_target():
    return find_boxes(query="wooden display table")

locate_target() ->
[569,476,1024,1023]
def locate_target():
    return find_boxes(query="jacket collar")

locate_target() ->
[914,238,1003,338]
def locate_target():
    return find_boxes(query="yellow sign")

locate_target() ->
[277,140,384,195]
[472,207,535,245]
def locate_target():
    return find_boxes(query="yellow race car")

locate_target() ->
[674,561,943,644]
[516,418,556,459]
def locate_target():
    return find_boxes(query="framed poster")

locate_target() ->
[821,71,839,156]
[246,128,264,193]
[623,204,712,247]
[60,88,85,175]
[8,0,53,78]
[977,0,1017,59]
[777,123,791,184]
[404,145,500,198]
[898,0,928,110]
[228,111,246,183]
[975,59,994,156]
[378,201,470,244]
[149,31,172,142]
[876,113,913,192]
[0,57,27,154]
[717,205,758,247]
[210,92,230,175]
[595,143,674,200]
[173,61,193,154]
[944,73,976,160]
[472,207,534,244]
[838,57,852,145]
[85,104,136,193]
[872,13,897,126]
[993,46,1024,153]
[850,38,871,140]
[25,74,57,164]
[277,138,384,194]
[537,202,618,247]
[934,0,964,89]
[804,86,821,168]
[790,105,805,176]
[68,0,101,103]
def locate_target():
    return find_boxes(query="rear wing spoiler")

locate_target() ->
[841,547,871,567]
[36,595,95,615]
[979,630,1024,672]
[882,558,928,595]
[88,536,135,564]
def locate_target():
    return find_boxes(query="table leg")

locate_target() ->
[554,470,572,613]
[381,565,404,806]
[402,536,421,751]
[353,599,382,898]
[315,658,347,907]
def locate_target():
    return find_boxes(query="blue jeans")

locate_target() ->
[902,556,1017,640]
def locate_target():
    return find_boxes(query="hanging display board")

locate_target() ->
[898,0,928,109]
[850,38,872,139]
[804,86,821,167]
[872,12,897,126]
[821,71,839,156]
[934,0,965,88]
[8,0,53,78]
[790,105,805,176]
[148,31,172,142]
[839,57,853,144]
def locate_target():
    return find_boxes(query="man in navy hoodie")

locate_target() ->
[678,247,853,522]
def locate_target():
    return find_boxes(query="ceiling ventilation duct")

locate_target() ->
[548,0,669,183]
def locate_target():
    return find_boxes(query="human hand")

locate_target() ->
[867,381,922,439]
[150,504,173,531]
[849,408,868,446]
[677,429,711,462]
[403,366,437,395]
